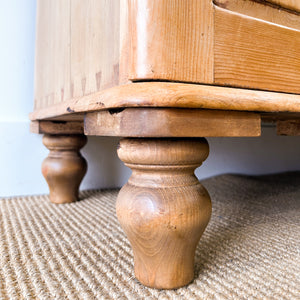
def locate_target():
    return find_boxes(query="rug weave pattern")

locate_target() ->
[0,173,299,299]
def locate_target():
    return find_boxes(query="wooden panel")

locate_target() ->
[29,82,300,121]
[34,0,71,109]
[119,0,130,84]
[214,0,300,30]
[267,0,300,12]
[84,108,261,137]
[30,121,84,134]
[128,0,214,83]
[214,6,300,94]
[34,0,121,110]
[70,0,120,98]
[277,120,300,135]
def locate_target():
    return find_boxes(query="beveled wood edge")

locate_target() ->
[215,0,300,17]
[265,0,300,14]
[30,108,300,137]
[84,108,261,137]
[29,82,300,121]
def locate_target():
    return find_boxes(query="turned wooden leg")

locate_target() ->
[116,138,212,289]
[42,134,87,204]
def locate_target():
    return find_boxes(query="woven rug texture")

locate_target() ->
[0,173,299,300]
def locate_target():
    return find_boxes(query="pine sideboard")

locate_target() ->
[30,0,300,289]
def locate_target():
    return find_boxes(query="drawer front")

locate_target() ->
[128,0,300,94]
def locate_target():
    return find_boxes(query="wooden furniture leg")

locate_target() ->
[42,134,87,204]
[116,138,212,289]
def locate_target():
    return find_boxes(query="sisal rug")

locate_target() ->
[0,173,299,299]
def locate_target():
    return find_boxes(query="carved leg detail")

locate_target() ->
[116,138,212,289]
[42,134,87,204]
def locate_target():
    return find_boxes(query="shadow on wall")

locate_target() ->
[81,136,131,190]
[81,126,300,191]
[196,125,300,179]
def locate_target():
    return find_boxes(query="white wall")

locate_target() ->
[201,128,300,179]
[0,1,299,197]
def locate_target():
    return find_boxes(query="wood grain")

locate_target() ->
[34,0,71,109]
[267,0,300,12]
[277,120,300,135]
[34,0,121,110]
[70,0,120,98]
[128,0,214,83]
[116,138,212,289]
[29,82,300,121]
[214,6,300,94]
[84,108,261,137]
[42,135,87,204]
[34,0,300,115]
[214,0,300,30]
[128,0,300,93]
[30,121,84,135]
[119,0,130,84]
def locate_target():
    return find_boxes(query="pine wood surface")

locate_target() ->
[127,0,214,83]
[30,82,300,121]
[214,6,300,94]
[33,0,300,115]
[214,0,300,30]
[30,121,84,135]
[34,0,71,109]
[267,0,300,12]
[116,138,212,289]
[127,0,300,93]
[84,108,261,137]
[42,135,87,204]
[34,0,120,110]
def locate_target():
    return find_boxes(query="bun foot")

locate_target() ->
[42,134,87,204]
[116,138,212,289]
